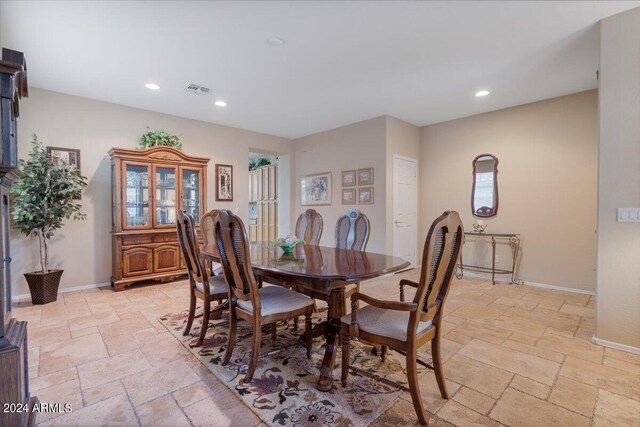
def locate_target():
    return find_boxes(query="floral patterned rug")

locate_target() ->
[159,308,430,426]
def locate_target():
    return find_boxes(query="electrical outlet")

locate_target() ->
[495,255,500,263]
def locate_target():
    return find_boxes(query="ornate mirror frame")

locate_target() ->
[471,153,499,218]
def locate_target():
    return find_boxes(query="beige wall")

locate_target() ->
[293,117,388,253]
[12,88,293,296]
[385,116,420,255]
[420,90,598,292]
[596,8,640,349]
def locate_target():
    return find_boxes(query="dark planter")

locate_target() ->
[24,270,63,305]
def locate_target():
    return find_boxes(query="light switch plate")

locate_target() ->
[617,208,640,222]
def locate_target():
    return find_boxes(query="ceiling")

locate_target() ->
[1,1,638,139]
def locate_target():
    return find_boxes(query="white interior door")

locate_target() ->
[393,155,418,267]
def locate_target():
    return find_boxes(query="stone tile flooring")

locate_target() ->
[13,270,640,426]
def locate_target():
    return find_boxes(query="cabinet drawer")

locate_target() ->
[153,234,177,244]
[122,235,153,246]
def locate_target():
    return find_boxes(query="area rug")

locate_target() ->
[159,308,431,426]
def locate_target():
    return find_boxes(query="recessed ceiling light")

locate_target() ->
[267,37,286,47]
[145,83,160,90]
[475,90,490,97]
[214,100,227,107]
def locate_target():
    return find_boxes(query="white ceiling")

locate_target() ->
[1,1,638,139]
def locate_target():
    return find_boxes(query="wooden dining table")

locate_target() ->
[201,241,410,391]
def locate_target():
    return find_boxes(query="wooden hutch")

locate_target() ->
[1,48,38,427]
[110,146,209,291]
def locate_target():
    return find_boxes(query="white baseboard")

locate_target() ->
[459,271,595,296]
[12,282,110,302]
[592,337,640,355]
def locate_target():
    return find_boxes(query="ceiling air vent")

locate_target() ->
[185,83,212,96]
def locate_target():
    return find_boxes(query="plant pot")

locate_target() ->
[24,270,63,305]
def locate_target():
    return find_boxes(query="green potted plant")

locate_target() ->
[138,128,182,150]
[11,135,88,304]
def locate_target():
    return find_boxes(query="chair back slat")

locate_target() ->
[295,209,323,245]
[335,209,370,251]
[176,210,207,286]
[200,209,220,246]
[412,211,463,324]
[214,210,260,307]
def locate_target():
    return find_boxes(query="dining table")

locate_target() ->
[201,241,410,391]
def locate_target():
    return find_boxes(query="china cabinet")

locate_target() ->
[1,47,38,427]
[109,146,209,290]
[248,164,278,242]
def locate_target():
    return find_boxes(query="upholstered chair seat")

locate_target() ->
[340,305,433,341]
[237,286,313,317]
[195,275,228,295]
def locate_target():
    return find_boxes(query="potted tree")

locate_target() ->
[11,135,88,304]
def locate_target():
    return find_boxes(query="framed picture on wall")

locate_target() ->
[358,187,374,205]
[47,146,81,172]
[342,170,356,187]
[301,172,332,206]
[47,146,82,199]
[357,167,374,185]
[342,188,356,205]
[215,164,233,201]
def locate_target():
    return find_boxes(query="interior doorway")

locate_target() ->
[248,152,289,242]
[392,155,418,267]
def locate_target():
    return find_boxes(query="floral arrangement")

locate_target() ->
[272,235,305,254]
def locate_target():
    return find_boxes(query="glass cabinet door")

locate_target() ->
[155,167,177,226]
[181,169,201,223]
[125,164,150,228]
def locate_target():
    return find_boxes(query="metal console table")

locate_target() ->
[456,232,522,285]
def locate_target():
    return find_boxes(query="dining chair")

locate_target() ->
[176,210,228,347]
[295,209,323,244]
[336,209,371,306]
[214,209,315,383]
[200,209,221,275]
[340,211,463,426]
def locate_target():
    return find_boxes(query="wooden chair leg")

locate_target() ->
[271,322,277,343]
[381,345,388,362]
[183,291,196,336]
[354,282,361,309]
[406,348,428,425]
[431,331,449,399]
[222,308,237,366]
[305,313,312,359]
[341,332,351,386]
[293,316,299,331]
[195,302,211,347]
[244,319,262,383]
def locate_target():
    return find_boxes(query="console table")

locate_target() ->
[456,232,522,285]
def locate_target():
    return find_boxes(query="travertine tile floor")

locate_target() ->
[13,270,640,426]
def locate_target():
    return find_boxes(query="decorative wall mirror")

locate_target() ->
[471,154,499,218]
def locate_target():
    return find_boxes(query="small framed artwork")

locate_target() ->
[358,167,374,186]
[342,170,356,187]
[47,146,81,172]
[358,187,374,205]
[301,172,332,206]
[215,164,233,201]
[342,188,356,205]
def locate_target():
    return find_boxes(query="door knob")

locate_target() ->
[394,219,402,225]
